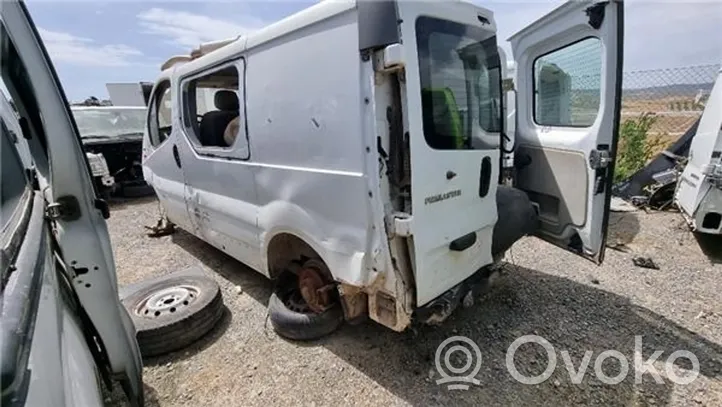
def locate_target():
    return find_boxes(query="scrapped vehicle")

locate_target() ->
[143,0,624,338]
[72,105,153,199]
[1,1,143,406]
[675,66,722,234]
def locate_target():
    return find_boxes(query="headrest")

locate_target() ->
[214,90,238,111]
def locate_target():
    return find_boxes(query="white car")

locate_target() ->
[0,1,143,405]
[143,0,624,339]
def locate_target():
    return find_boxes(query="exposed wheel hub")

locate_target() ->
[298,266,334,313]
[135,285,199,318]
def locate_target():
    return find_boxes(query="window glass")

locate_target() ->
[71,107,146,140]
[533,38,602,127]
[148,81,171,146]
[1,118,30,232]
[158,87,172,130]
[181,65,240,148]
[416,16,502,150]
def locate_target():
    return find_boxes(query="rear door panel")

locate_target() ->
[510,0,624,262]
[396,1,501,306]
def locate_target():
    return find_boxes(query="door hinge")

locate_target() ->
[589,149,612,170]
[46,196,81,221]
[387,213,412,238]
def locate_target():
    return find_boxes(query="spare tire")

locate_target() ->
[122,274,223,357]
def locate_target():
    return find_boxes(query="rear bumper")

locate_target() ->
[414,264,502,325]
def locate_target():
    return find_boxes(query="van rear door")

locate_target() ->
[509,0,624,263]
[396,1,501,306]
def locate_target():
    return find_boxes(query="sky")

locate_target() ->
[24,0,722,102]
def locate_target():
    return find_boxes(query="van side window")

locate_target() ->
[533,37,602,127]
[148,81,172,146]
[181,65,240,148]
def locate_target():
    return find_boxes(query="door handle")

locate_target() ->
[450,232,477,251]
[478,156,492,197]
[172,144,182,168]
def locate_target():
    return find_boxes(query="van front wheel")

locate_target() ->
[269,268,343,341]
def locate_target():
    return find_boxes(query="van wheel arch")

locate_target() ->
[266,232,331,281]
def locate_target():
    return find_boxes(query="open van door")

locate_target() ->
[509,0,624,263]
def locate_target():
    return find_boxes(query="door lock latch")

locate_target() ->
[589,149,611,170]
[46,196,81,221]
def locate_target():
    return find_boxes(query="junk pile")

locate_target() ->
[611,118,700,211]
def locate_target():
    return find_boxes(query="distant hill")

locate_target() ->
[622,82,715,99]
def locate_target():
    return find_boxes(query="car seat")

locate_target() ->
[199,90,238,147]
[421,87,465,150]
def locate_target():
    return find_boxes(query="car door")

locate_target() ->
[175,57,263,272]
[509,0,624,263]
[142,77,194,232]
[395,0,502,306]
[1,2,143,405]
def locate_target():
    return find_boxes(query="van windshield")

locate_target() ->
[416,16,502,150]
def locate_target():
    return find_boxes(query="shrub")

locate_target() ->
[614,112,662,183]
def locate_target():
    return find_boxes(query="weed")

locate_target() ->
[614,113,667,183]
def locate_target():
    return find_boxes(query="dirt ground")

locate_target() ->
[106,196,722,407]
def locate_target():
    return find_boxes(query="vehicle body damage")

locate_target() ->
[72,106,152,199]
[143,0,624,336]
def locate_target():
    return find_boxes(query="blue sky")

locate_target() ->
[25,0,722,102]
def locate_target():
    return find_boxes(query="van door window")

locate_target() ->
[533,37,602,127]
[416,16,502,150]
[181,65,241,149]
[148,80,172,146]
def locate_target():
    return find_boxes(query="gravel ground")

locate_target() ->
[106,196,722,406]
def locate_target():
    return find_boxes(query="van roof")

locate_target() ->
[163,0,356,76]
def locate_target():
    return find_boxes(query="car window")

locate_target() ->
[148,81,172,146]
[1,116,30,233]
[533,37,602,127]
[416,16,502,150]
[181,65,241,149]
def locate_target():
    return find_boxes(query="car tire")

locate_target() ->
[268,272,343,341]
[122,274,223,357]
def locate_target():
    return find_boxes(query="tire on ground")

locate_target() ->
[268,271,343,341]
[122,274,223,357]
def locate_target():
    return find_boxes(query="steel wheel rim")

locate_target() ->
[135,284,200,318]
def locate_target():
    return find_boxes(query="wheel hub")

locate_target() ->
[298,266,333,313]
[135,285,199,318]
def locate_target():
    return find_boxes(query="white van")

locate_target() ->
[675,66,722,235]
[142,0,624,339]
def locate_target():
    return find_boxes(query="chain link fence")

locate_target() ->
[621,64,720,139]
